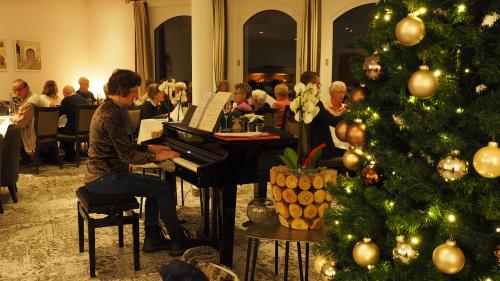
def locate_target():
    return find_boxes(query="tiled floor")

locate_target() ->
[0,163,320,281]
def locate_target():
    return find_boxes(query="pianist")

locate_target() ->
[85,69,194,256]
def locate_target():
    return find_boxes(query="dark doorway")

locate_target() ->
[154,16,192,82]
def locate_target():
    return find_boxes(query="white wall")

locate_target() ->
[0,0,135,101]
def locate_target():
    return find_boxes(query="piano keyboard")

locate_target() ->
[171,157,200,173]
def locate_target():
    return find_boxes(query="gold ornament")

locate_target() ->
[314,255,328,273]
[437,150,469,182]
[352,237,380,267]
[363,55,382,80]
[343,148,365,171]
[473,141,500,178]
[392,235,418,264]
[346,119,367,147]
[362,161,385,187]
[408,65,438,99]
[320,261,337,281]
[432,240,465,275]
[335,120,349,142]
[494,245,500,263]
[395,14,426,46]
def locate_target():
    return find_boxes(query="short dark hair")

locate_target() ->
[42,80,57,97]
[300,71,319,84]
[144,78,155,89]
[147,83,161,100]
[107,69,141,97]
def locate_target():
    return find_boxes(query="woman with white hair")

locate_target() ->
[170,81,189,107]
[251,89,271,115]
[325,81,347,116]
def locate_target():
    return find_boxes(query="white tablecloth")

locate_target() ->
[137,118,168,144]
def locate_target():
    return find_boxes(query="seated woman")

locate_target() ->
[232,82,252,113]
[40,80,61,107]
[251,89,271,115]
[139,83,169,120]
[271,83,290,128]
[85,69,195,256]
[170,82,189,108]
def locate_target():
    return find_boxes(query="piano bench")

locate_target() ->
[76,187,140,278]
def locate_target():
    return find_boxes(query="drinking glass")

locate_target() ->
[223,102,232,132]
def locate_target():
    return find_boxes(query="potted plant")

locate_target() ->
[242,113,265,132]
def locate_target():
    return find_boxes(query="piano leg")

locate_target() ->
[219,184,237,267]
[211,186,219,241]
[200,188,210,238]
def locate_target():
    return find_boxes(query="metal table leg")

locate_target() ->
[250,239,260,281]
[297,242,304,281]
[274,240,279,275]
[305,243,309,281]
[284,241,290,281]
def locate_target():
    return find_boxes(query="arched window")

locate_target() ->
[154,16,192,82]
[244,10,297,93]
[332,4,377,86]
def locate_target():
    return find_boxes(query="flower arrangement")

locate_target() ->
[290,82,321,124]
[158,79,176,94]
[242,113,264,124]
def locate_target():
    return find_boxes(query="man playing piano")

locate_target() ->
[85,69,194,256]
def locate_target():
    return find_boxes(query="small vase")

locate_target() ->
[246,123,255,132]
[255,123,264,132]
[246,198,276,223]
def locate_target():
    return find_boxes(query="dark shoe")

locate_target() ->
[169,228,198,257]
[142,225,171,253]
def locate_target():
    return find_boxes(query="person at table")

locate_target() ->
[85,69,195,255]
[324,81,347,117]
[310,78,346,160]
[216,80,229,93]
[59,85,89,161]
[76,76,97,104]
[10,79,48,164]
[271,83,290,129]
[40,80,61,107]
[139,83,169,120]
[251,89,271,115]
[232,83,252,113]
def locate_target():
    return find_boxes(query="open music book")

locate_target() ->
[188,91,232,132]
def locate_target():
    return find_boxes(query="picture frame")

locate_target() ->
[15,39,42,71]
[0,39,7,71]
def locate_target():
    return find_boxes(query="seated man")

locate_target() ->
[10,79,48,164]
[59,85,89,161]
[76,76,97,104]
[271,83,290,129]
[85,69,194,256]
[139,83,169,121]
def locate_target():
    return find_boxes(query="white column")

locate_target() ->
[191,0,214,105]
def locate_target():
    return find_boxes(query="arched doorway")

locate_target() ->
[332,4,377,87]
[244,10,297,94]
[154,16,192,82]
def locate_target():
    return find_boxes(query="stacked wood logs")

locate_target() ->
[270,166,337,230]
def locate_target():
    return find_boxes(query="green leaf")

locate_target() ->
[279,155,294,170]
[284,148,298,169]
[310,149,322,169]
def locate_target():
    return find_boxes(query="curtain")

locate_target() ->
[300,0,321,74]
[133,1,153,90]
[213,0,227,88]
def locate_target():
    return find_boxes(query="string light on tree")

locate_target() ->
[447,214,457,223]
[457,4,466,13]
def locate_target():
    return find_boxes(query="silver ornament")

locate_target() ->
[392,235,418,264]
[437,150,469,182]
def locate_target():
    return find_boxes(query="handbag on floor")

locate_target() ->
[159,259,209,281]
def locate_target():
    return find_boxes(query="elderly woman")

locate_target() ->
[85,69,195,255]
[271,83,290,128]
[325,81,347,116]
[216,80,229,93]
[232,82,252,113]
[139,83,169,120]
[251,89,271,115]
[40,80,61,107]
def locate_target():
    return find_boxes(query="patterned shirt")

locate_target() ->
[85,98,156,183]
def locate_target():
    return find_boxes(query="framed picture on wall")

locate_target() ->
[0,39,7,71]
[15,39,42,71]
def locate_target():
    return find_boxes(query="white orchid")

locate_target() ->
[243,113,264,124]
[291,82,321,124]
[294,83,306,95]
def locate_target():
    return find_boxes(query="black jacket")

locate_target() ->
[139,100,170,121]
[60,94,90,133]
[309,101,345,159]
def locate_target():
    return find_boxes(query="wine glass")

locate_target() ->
[223,102,232,132]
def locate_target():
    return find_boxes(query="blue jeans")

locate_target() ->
[85,173,181,233]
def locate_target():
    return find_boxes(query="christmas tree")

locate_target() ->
[318,1,500,280]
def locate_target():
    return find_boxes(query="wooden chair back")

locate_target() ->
[76,104,98,135]
[34,106,60,140]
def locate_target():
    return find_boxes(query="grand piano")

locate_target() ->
[145,121,296,267]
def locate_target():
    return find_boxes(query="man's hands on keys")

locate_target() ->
[155,150,180,162]
[148,144,172,153]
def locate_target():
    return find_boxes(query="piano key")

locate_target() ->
[172,157,200,172]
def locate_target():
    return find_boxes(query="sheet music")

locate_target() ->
[0,116,12,137]
[189,92,213,128]
[198,92,232,132]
